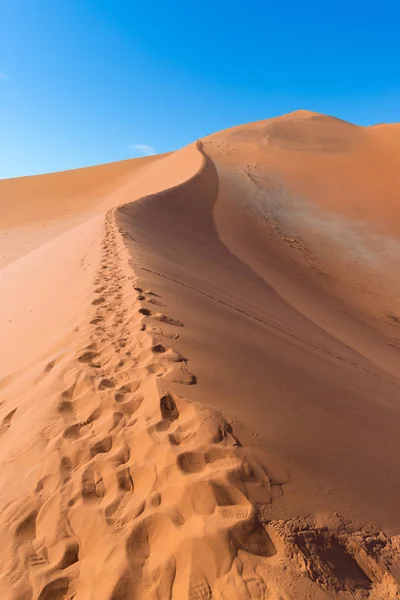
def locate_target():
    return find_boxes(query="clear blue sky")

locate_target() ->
[1,0,399,178]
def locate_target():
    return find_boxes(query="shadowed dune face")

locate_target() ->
[205,111,400,317]
[116,138,400,535]
[1,113,400,599]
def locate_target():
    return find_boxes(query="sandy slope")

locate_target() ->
[0,154,168,268]
[0,113,399,599]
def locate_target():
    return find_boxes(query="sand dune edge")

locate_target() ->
[113,142,400,599]
[0,133,399,599]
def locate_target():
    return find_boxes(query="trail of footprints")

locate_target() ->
[7,210,277,600]
[4,210,399,599]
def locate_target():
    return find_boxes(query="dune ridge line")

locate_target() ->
[0,115,399,599]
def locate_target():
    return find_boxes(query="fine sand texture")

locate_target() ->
[0,154,169,268]
[1,112,399,599]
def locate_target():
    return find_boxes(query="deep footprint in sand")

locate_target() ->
[90,316,104,325]
[152,343,166,353]
[0,408,17,435]
[159,314,184,327]
[90,436,112,457]
[63,423,81,440]
[160,393,180,422]
[114,381,141,402]
[78,350,98,363]
[98,377,115,390]
[15,510,38,541]
[148,298,166,306]
[92,296,106,306]
[109,412,124,432]
[37,577,72,600]
[116,467,133,492]
[170,365,197,385]
[116,395,144,416]
[177,448,242,475]
[188,576,212,600]
[60,456,73,482]
[81,465,106,500]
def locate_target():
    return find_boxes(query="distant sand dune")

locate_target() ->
[0,113,399,599]
[0,154,167,268]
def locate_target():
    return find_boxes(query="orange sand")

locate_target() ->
[1,112,399,599]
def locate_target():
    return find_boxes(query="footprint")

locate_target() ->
[60,456,73,482]
[160,393,179,422]
[166,354,192,374]
[177,449,241,475]
[44,359,56,373]
[152,344,166,354]
[188,576,212,600]
[92,297,106,306]
[15,510,37,541]
[177,452,206,474]
[114,339,128,351]
[28,552,48,567]
[119,383,133,394]
[117,394,143,415]
[90,436,112,457]
[57,400,73,416]
[63,423,81,440]
[205,448,242,471]
[110,412,124,432]
[0,408,17,435]
[57,542,79,570]
[290,528,371,590]
[117,467,133,492]
[147,492,161,508]
[214,505,253,522]
[114,444,131,466]
[148,327,179,340]
[78,350,98,363]
[148,298,166,307]
[109,574,133,600]
[35,477,47,497]
[115,381,140,402]
[81,466,105,501]
[98,377,115,390]
[115,357,136,371]
[168,427,195,446]
[159,315,184,327]
[146,362,168,378]
[90,316,104,325]
[37,577,71,600]
[172,370,197,385]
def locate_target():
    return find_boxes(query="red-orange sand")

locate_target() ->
[1,112,399,599]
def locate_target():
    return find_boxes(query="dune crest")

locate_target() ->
[1,114,400,599]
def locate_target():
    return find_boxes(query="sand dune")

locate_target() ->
[0,154,168,268]
[0,112,399,599]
